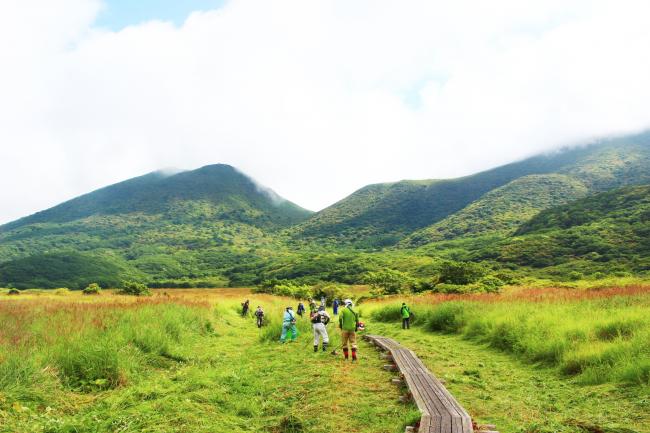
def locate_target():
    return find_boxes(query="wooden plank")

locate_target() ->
[364,335,473,433]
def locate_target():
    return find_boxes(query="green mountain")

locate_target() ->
[0,165,312,288]
[295,132,650,248]
[1,132,649,289]
[403,174,590,245]
[2,164,311,232]
[483,184,650,274]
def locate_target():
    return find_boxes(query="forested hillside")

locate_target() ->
[0,165,311,288]
[0,133,649,289]
[481,184,650,276]
[295,132,650,248]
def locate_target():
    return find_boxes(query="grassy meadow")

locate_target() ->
[1,285,649,433]
[0,288,419,433]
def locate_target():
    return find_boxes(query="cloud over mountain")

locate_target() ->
[1,0,650,223]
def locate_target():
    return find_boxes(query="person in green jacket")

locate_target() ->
[400,302,411,329]
[338,299,360,361]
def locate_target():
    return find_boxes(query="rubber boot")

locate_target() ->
[322,342,328,352]
[351,348,358,362]
[314,345,318,352]
[343,348,349,360]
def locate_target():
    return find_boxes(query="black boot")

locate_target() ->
[314,345,318,352]
[322,342,328,352]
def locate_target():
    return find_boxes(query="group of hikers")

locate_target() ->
[241,297,413,362]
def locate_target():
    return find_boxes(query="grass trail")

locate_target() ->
[369,322,650,433]
[1,293,420,433]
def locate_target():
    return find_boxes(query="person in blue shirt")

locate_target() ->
[280,306,298,343]
[332,299,340,315]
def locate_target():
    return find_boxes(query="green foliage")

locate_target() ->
[0,251,142,289]
[488,184,650,276]
[0,133,649,289]
[363,268,413,295]
[294,132,650,248]
[7,288,20,295]
[438,260,487,285]
[404,174,589,245]
[119,280,151,296]
[82,283,102,295]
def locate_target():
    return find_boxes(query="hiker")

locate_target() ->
[332,299,339,315]
[280,306,298,343]
[254,306,264,328]
[308,298,317,314]
[339,299,360,361]
[320,296,326,307]
[401,302,411,329]
[311,305,331,352]
[241,299,250,317]
[297,302,306,317]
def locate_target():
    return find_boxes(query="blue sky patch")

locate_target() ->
[95,0,226,30]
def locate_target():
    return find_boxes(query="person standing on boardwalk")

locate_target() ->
[311,305,331,352]
[339,299,360,361]
[332,299,339,315]
[241,300,250,317]
[280,306,298,343]
[401,302,411,329]
[254,306,264,328]
[297,302,306,317]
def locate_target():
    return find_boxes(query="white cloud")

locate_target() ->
[1,0,650,223]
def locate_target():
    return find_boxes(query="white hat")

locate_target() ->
[344,299,353,306]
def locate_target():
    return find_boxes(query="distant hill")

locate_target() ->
[2,164,311,232]
[0,165,312,288]
[482,184,650,273]
[402,174,589,245]
[2,132,649,289]
[295,132,650,248]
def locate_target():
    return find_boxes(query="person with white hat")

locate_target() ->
[338,299,360,361]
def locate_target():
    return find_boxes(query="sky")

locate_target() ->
[1,0,650,224]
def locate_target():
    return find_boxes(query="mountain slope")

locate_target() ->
[294,132,650,248]
[0,165,312,287]
[402,174,590,246]
[2,164,311,232]
[483,184,650,272]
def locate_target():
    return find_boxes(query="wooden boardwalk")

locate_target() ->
[364,334,477,433]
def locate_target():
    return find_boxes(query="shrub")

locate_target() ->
[363,269,414,295]
[425,303,469,333]
[53,288,71,296]
[7,288,20,295]
[119,280,151,296]
[438,260,487,285]
[311,282,352,305]
[82,283,102,295]
[477,275,505,293]
[568,271,584,281]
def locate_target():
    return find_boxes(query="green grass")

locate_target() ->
[367,322,650,433]
[0,293,419,433]
[371,291,650,386]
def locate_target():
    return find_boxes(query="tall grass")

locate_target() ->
[0,297,214,397]
[370,287,650,385]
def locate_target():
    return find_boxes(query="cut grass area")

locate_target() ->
[369,286,650,385]
[0,289,419,433]
[368,323,650,433]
